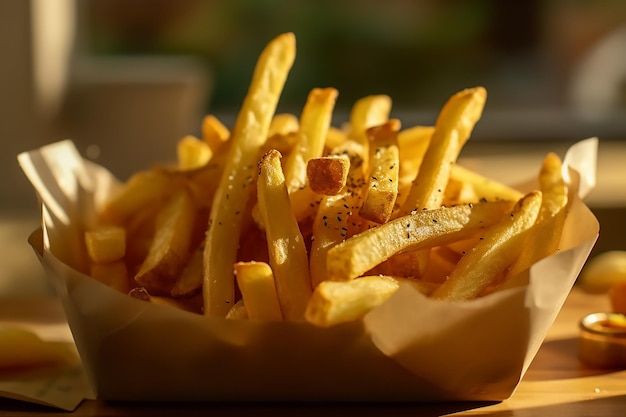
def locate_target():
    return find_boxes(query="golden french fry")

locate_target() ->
[537,152,569,218]
[306,155,350,196]
[201,114,230,152]
[283,88,338,192]
[177,135,213,171]
[84,225,126,264]
[392,87,487,278]
[506,153,569,278]
[349,95,392,140]
[305,275,436,327]
[181,149,229,208]
[324,126,348,150]
[268,113,299,138]
[225,299,248,320]
[420,246,461,284]
[305,275,400,327]
[430,191,543,302]
[398,87,487,215]
[288,185,323,223]
[327,200,515,282]
[449,164,524,203]
[263,132,298,156]
[443,175,480,206]
[101,169,182,225]
[129,287,203,314]
[397,125,434,188]
[234,261,283,320]
[203,32,296,317]
[170,244,203,297]
[135,188,196,295]
[309,139,369,288]
[359,119,401,224]
[256,149,312,320]
[255,88,338,229]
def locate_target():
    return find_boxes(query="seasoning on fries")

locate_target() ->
[89,32,573,326]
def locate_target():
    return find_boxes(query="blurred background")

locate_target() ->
[1,0,625,295]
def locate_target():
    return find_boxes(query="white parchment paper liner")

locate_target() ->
[18,138,599,402]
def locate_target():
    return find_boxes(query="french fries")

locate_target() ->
[87,33,575,328]
[234,261,283,321]
[327,200,515,282]
[202,32,295,316]
[135,188,196,295]
[430,191,543,301]
[359,119,401,224]
[256,149,312,320]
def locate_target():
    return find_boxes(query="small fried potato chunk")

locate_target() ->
[307,155,350,196]
[203,32,295,317]
[431,191,542,302]
[256,149,312,320]
[84,225,126,264]
[327,200,515,281]
[359,119,401,224]
[235,261,283,321]
[177,135,212,171]
[135,188,196,295]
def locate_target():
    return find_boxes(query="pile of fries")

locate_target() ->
[84,33,571,327]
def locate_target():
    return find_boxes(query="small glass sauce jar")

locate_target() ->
[579,312,626,368]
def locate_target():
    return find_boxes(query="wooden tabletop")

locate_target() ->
[1,288,625,416]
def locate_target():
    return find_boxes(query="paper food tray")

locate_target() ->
[18,138,599,402]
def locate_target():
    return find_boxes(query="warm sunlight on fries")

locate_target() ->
[88,32,574,327]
